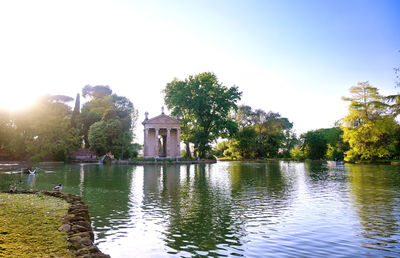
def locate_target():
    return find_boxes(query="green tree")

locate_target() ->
[213,141,229,157]
[341,81,398,161]
[290,146,305,160]
[385,63,400,117]
[0,110,12,155]
[301,130,328,160]
[253,112,293,158]
[164,72,242,158]
[71,93,80,128]
[82,85,112,99]
[232,106,295,159]
[227,127,258,159]
[79,95,113,147]
[86,93,137,159]
[11,95,81,161]
[232,105,254,129]
[280,129,298,158]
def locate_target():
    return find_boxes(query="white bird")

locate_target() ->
[28,168,38,175]
[53,184,62,191]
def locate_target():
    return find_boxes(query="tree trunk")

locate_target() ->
[185,141,191,158]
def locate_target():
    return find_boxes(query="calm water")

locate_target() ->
[1,161,400,257]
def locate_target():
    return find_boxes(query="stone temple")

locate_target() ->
[142,108,181,158]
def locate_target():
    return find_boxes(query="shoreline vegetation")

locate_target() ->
[0,74,399,168]
[0,192,73,257]
[217,157,400,165]
[0,191,109,258]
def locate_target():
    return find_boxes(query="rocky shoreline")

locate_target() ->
[4,190,109,258]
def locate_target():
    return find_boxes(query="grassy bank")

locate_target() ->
[0,193,73,257]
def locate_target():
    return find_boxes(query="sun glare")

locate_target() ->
[0,92,37,111]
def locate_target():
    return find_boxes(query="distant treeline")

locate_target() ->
[1,72,399,163]
[214,81,400,161]
[0,85,138,162]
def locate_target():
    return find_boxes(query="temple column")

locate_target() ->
[167,128,171,158]
[176,128,180,158]
[144,128,149,157]
[154,128,159,158]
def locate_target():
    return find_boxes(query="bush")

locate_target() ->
[290,146,305,160]
[131,150,138,158]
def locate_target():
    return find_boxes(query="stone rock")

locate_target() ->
[68,235,81,243]
[58,224,71,232]
[75,248,89,256]
[80,237,92,246]
[68,236,82,249]
[62,214,76,223]
[72,225,88,233]
[75,220,91,229]
[74,232,91,239]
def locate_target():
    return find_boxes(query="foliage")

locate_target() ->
[0,193,73,257]
[385,94,400,116]
[233,105,255,129]
[290,146,305,160]
[301,130,327,160]
[228,127,258,159]
[7,96,81,161]
[164,72,242,158]
[252,111,293,158]
[213,141,229,157]
[326,144,342,160]
[80,87,138,157]
[0,85,138,161]
[82,85,112,99]
[216,105,295,160]
[0,110,12,153]
[86,92,138,159]
[71,93,80,128]
[297,127,348,160]
[280,129,298,158]
[341,82,399,161]
[385,61,400,116]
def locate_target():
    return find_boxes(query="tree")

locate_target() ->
[232,105,254,129]
[299,127,347,160]
[164,72,242,158]
[79,85,138,154]
[231,105,295,159]
[253,111,293,158]
[228,127,258,159]
[301,130,328,160]
[341,82,398,161]
[213,141,229,157]
[79,91,113,147]
[82,85,112,99]
[290,146,305,160]
[385,61,400,117]
[71,93,80,128]
[85,92,138,159]
[280,129,298,158]
[0,110,12,154]
[10,95,81,162]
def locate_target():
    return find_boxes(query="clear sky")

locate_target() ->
[0,0,399,142]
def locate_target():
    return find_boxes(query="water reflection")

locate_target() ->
[347,165,400,254]
[80,165,134,242]
[228,162,293,226]
[162,165,242,256]
[0,162,400,257]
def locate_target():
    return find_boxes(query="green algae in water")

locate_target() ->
[0,193,73,257]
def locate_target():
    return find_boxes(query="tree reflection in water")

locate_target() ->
[347,164,400,253]
[156,164,243,256]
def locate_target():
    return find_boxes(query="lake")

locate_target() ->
[1,161,400,257]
